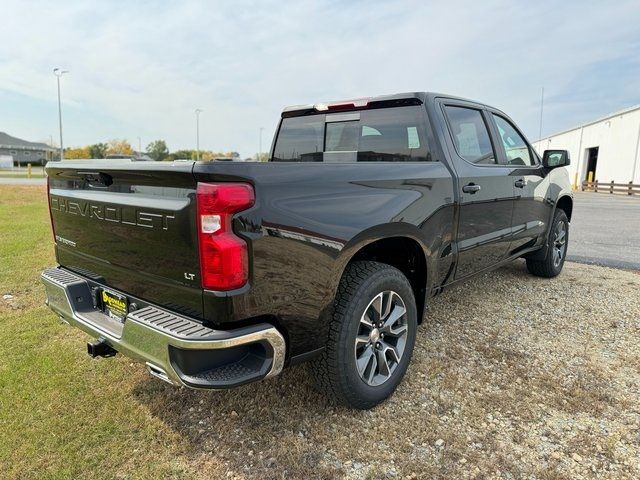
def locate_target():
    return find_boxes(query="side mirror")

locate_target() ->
[543,150,570,168]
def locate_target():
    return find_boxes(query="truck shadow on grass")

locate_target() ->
[131,261,640,479]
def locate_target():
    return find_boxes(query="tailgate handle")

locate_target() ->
[79,171,113,188]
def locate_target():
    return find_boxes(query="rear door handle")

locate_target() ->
[462,183,481,194]
[514,179,526,188]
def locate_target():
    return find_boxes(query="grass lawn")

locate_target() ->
[0,186,191,479]
[0,170,46,179]
[0,173,46,179]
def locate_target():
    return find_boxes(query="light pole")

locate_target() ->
[538,87,544,140]
[259,127,264,161]
[53,68,68,161]
[137,136,142,156]
[195,109,203,161]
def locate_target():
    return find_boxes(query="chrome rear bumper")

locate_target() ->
[41,267,286,389]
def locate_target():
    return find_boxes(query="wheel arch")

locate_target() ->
[331,230,429,323]
[556,195,573,222]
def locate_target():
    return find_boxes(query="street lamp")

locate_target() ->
[538,87,545,140]
[53,68,68,161]
[259,127,264,161]
[195,109,203,161]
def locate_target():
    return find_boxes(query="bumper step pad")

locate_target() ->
[129,306,218,340]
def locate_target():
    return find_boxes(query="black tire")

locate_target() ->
[526,209,569,278]
[311,261,417,409]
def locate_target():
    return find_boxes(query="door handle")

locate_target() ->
[514,179,526,188]
[462,183,481,194]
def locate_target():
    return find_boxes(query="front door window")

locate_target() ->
[492,115,534,166]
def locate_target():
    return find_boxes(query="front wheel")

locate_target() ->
[526,209,569,278]
[311,261,417,409]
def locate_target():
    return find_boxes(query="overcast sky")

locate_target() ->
[1,0,639,157]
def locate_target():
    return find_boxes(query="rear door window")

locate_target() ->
[444,106,496,165]
[272,106,431,162]
[355,107,429,162]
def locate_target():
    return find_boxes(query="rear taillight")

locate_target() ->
[47,176,56,243]
[196,182,255,291]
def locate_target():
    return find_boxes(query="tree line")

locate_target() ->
[63,139,240,161]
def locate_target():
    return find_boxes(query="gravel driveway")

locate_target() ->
[133,261,640,479]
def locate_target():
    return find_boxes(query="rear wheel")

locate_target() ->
[311,261,417,409]
[526,209,569,278]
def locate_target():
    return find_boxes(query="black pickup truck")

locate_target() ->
[42,92,572,409]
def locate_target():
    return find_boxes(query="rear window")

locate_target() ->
[444,106,496,165]
[272,106,431,162]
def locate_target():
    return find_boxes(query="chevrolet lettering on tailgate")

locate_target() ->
[50,196,175,230]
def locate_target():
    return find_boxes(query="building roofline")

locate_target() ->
[0,131,55,150]
[0,144,55,151]
[535,104,640,143]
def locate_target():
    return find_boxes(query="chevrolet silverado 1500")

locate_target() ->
[42,92,572,409]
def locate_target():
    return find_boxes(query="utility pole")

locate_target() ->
[195,109,203,161]
[259,127,264,161]
[137,136,142,156]
[538,87,544,140]
[53,68,68,161]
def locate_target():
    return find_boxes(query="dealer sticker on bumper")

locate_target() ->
[101,289,128,322]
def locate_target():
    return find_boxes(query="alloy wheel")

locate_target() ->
[553,220,567,267]
[354,290,409,387]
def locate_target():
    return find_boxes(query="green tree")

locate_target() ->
[169,149,196,161]
[146,140,170,161]
[88,143,108,159]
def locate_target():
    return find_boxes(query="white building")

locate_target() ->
[532,105,640,188]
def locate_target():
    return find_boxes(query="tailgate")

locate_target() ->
[47,160,203,318]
